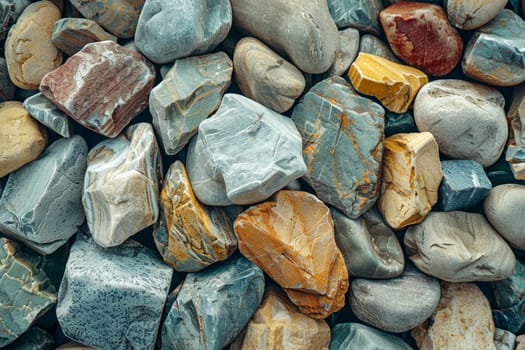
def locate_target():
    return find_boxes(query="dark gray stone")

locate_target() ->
[492,259,525,309]
[359,34,400,63]
[0,57,15,101]
[4,327,54,350]
[330,323,413,350]
[385,111,417,137]
[23,93,72,138]
[327,0,383,34]
[494,328,516,350]
[493,298,525,334]
[0,0,30,42]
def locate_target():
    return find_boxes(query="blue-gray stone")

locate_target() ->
[385,111,417,137]
[493,298,525,334]
[292,76,384,219]
[359,34,400,63]
[161,254,265,350]
[330,322,413,350]
[56,229,173,350]
[492,259,525,309]
[23,93,72,138]
[0,57,15,101]
[4,327,54,350]
[327,0,383,34]
[0,136,87,255]
[494,328,516,350]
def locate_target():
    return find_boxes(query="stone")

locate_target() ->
[330,323,413,350]
[0,238,56,347]
[57,230,172,350]
[349,53,428,113]
[484,184,525,250]
[385,111,418,137]
[413,79,508,167]
[231,0,338,74]
[493,299,525,334]
[150,52,232,155]
[0,58,15,101]
[23,93,72,138]
[54,343,95,350]
[327,28,360,77]
[439,160,492,211]
[5,1,62,90]
[327,0,383,34]
[234,190,349,319]
[187,94,306,206]
[462,10,525,86]
[359,34,399,62]
[350,265,440,333]
[0,136,87,254]
[292,76,384,218]
[506,83,525,179]
[233,37,305,113]
[411,282,496,350]
[447,0,508,30]
[51,18,117,56]
[404,211,516,282]
[0,0,30,43]
[486,158,525,186]
[380,2,463,76]
[517,335,525,350]
[494,328,516,350]
[161,255,264,350]
[135,0,231,64]
[379,132,442,230]
[492,259,525,309]
[332,207,404,279]
[40,41,156,138]
[83,123,162,247]
[4,327,54,350]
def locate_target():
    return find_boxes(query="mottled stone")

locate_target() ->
[4,327,54,350]
[161,255,264,350]
[51,18,117,56]
[349,53,428,113]
[40,41,156,138]
[327,28,360,77]
[83,123,162,247]
[231,0,338,74]
[57,231,172,350]
[150,52,232,155]
[292,76,384,218]
[23,93,72,138]
[0,0,30,42]
[507,83,525,179]
[234,190,349,319]
[0,57,15,101]
[330,323,413,350]
[494,328,516,350]
[414,79,508,167]
[54,343,95,350]
[492,259,525,309]
[379,132,442,230]
[327,0,383,34]
[359,34,399,62]
[385,111,417,137]
[447,0,508,30]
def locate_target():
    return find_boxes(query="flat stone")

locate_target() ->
[23,93,72,138]
[332,207,404,279]
[379,132,442,230]
[57,230,172,350]
[161,255,264,350]
[385,111,418,136]
[380,2,463,76]
[4,327,54,350]
[40,41,155,138]
[234,190,349,319]
[135,0,231,64]
[0,0,30,42]
[330,322,413,350]
[447,0,508,30]
[404,211,515,282]
[150,52,232,155]
[327,0,383,34]
[494,328,516,350]
[414,79,508,167]
[292,76,384,218]
[233,37,305,113]
[54,343,95,350]
[0,58,15,101]
[492,259,525,309]
[231,0,338,74]
[0,101,47,178]
[5,1,62,90]
[359,34,400,62]
[83,123,162,247]
[327,28,360,77]
[349,53,428,113]
[493,299,525,334]
[506,83,525,179]
[51,18,117,56]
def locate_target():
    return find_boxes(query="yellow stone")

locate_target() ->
[348,52,428,113]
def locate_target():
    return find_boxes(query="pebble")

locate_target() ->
[292,76,384,219]
[517,335,525,350]
[385,111,418,136]
[327,0,383,34]
[161,255,264,350]
[51,18,117,56]
[506,83,525,179]
[494,328,517,350]
[23,93,72,138]
[83,123,162,247]
[135,0,231,64]
[230,0,338,74]
[404,211,516,282]
[4,327,54,350]
[40,41,155,138]
[493,299,525,334]
[414,79,508,167]
[56,230,172,350]
[492,258,525,309]
[379,132,442,230]
[234,190,349,319]
[359,34,400,62]
[233,37,305,113]
[0,57,15,101]
[327,28,360,77]
[349,53,428,113]
[447,0,508,29]
[329,322,413,350]
[150,52,232,155]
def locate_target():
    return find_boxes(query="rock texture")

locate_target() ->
[327,28,360,77]
[330,322,413,350]
[23,93,72,138]
[0,58,15,101]
[51,18,117,56]
[506,83,525,179]
[359,34,399,62]
[4,327,54,350]
[385,111,418,136]
[447,0,508,29]
[327,0,383,34]
[0,0,30,43]
[494,328,516,350]
[492,259,525,310]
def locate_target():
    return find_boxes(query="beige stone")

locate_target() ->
[507,83,525,179]
[516,334,525,350]
[55,342,95,350]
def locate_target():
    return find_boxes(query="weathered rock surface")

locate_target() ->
[494,328,516,350]
[327,28,360,77]
[51,18,117,56]
[327,0,383,34]
[4,327,54,350]
[359,34,399,62]
[330,322,413,350]
[506,83,525,179]
[0,58,15,101]
[23,93,72,138]
[447,0,508,30]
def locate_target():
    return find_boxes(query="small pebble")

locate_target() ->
[327,0,383,34]
[329,322,412,350]
[51,18,117,56]
[494,328,517,350]
[326,28,360,77]
[506,83,525,179]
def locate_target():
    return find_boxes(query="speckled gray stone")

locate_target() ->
[56,230,173,350]
[494,328,516,350]
[161,255,264,350]
[359,34,400,62]
[327,0,383,34]
[4,327,54,350]
[23,93,72,137]
[327,27,360,77]
[0,135,87,254]
[330,323,413,350]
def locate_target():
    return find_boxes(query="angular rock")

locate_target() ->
[40,41,156,138]
[385,111,417,137]
[379,132,442,230]
[23,93,72,138]
[492,259,525,309]
[327,28,360,77]
[55,343,95,350]
[327,0,383,34]
[506,83,525,179]
[51,18,117,56]
[83,123,162,247]
[4,327,54,350]
[292,76,384,218]
[234,190,349,319]
[0,0,30,43]
[414,79,508,167]
[359,34,399,62]
[494,328,516,350]
[447,0,508,30]
[0,58,15,101]
[330,322,413,350]
[349,53,428,113]
[150,52,232,155]
[161,255,264,350]
[135,0,231,64]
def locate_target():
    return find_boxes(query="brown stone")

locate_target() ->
[52,18,118,56]
[234,190,349,319]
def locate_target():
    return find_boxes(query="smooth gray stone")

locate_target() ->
[332,207,404,279]
[492,259,525,309]
[330,323,413,350]
[350,265,441,333]
[0,136,87,254]
[23,93,72,137]
[150,52,232,155]
[135,0,232,64]
[494,328,516,350]
[359,34,400,63]
[56,230,173,350]
[0,57,15,101]
[4,327,54,350]
[292,76,384,218]
[161,255,265,350]
[327,0,383,34]
[326,27,360,77]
